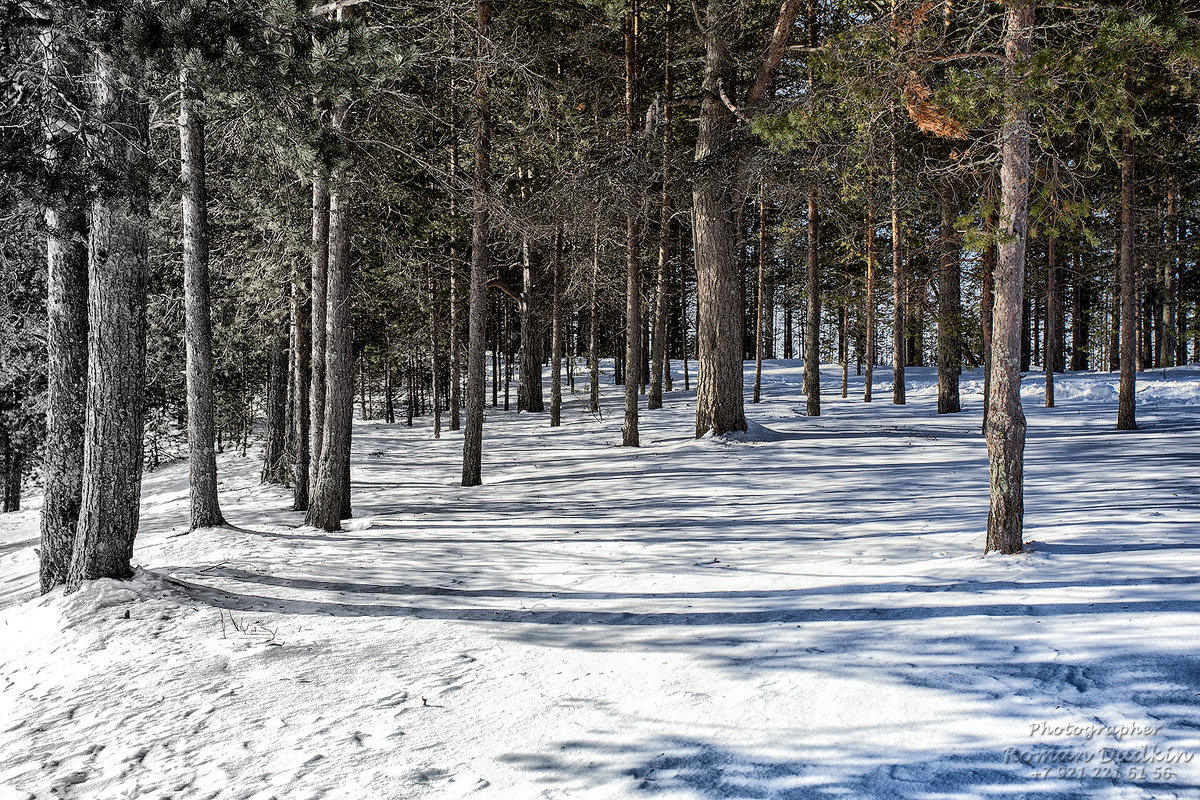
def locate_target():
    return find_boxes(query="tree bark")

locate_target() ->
[462,0,491,486]
[984,0,1031,555]
[262,322,290,484]
[648,0,673,412]
[803,187,821,416]
[692,0,746,437]
[891,144,906,405]
[1117,89,1137,430]
[179,67,225,526]
[308,172,330,501]
[291,227,312,509]
[753,179,767,404]
[306,99,353,530]
[981,208,996,431]
[937,180,961,414]
[550,224,564,427]
[67,47,150,589]
[863,190,876,403]
[622,1,641,446]
[1045,231,1057,408]
[38,24,89,592]
[429,271,443,439]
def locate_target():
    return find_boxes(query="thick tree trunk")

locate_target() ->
[179,68,225,526]
[462,0,491,486]
[1117,111,1137,430]
[39,24,89,591]
[67,48,149,589]
[864,192,876,402]
[306,102,353,530]
[308,172,330,501]
[984,0,1031,555]
[937,181,961,414]
[803,187,821,416]
[692,0,746,437]
[891,146,906,405]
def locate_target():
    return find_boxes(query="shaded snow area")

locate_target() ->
[3,362,1200,800]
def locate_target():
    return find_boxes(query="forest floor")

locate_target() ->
[2,361,1200,800]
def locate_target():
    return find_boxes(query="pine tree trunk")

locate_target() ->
[67,48,149,589]
[308,172,330,500]
[518,230,544,413]
[648,0,673,412]
[1045,232,1057,407]
[429,271,443,439]
[803,187,821,416]
[589,229,601,415]
[891,144,906,405]
[622,2,641,445]
[753,179,767,404]
[291,234,312,509]
[462,0,491,486]
[550,224,564,427]
[449,84,463,432]
[937,181,961,414]
[306,101,354,530]
[1117,102,1137,430]
[864,191,876,403]
[179,67,225,526]
[692,0,746,437]
[1070,250,1085,371]
[262,323,291,484]
[984,0,1031,555]
[39,24,89,591]
[982,209,996,431]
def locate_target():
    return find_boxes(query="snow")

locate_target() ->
[2,361,1200,799]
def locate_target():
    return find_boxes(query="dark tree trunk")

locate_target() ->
[67,48,149,589]
[429,272,443,439]
[39,25,89,591]
[984,0,1031,555]
[982,209,996,431]
[589,228,601,415]
[803,187,821,416]
[692,0,746,437]
[550,224,564,427]
[179,68,225,526]
[753,180,767,404]
[462,0,491,486]
[518,230,544,414]
[291,230,312,509]
[306,102,353,530]
[937,181,961,414]
[864,190,876,402]
[308,172,330,501]
[262,323,291,484]
[1070,249,1086,371]
[449,84,463,432]
[1117,104,1137,430]
[1045,231,1057,407]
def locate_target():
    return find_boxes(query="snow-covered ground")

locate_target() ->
[2,361,1200,800]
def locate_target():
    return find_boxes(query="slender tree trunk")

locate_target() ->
[622,1,641,445]
[1162,183,1177,368]
[803,187,821,416]
[1117,91,1137,430]
[589,227,601,415]
[306,99,353,530]
[38,24,88,591]
[864,191,876,403]
[984,0,1031,555]
[551,224,564,427]
[982,209,996,431]
[753,179,767,404]
[937,181,961,414]
[179,67,225,525]
[1070,249,1085,371]
[518,224,544,413]
[839,301,848,398]
[648,0,673,412]
[429,272,443,439]
[262,323,290,483]
[291,238,312,509]
[449,81,462,432]
[67,48,150,589]
[692,0,746,437]
[891,144,906,405]
[308,172,330,501]
[1045,232,1057,407]
[462,0,491,486]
